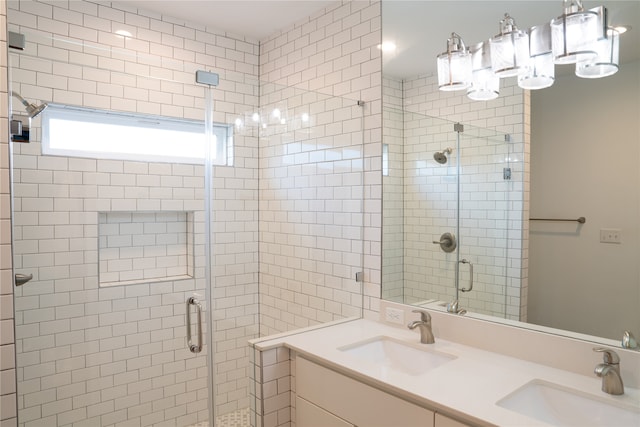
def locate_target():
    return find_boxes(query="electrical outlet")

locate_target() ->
[600,229,622,244]
[385,307,404,325]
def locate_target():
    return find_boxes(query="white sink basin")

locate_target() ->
[497,380,640,426]
[338,336,456,376]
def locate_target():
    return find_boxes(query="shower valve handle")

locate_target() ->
[433,232,457,253]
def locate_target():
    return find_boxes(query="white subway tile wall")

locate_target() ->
[258,1,383,335]
[382,74,527,320]
[248,346,291,427]
[8,0,260,424]
[1,2,19,426]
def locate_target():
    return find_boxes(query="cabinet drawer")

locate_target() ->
[435,413,472,427]
[296,396,355,427]
[296,356,434,427]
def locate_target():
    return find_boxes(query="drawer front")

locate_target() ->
[296,396,355,427]
[296,356,434,427]
[435,413,472,427]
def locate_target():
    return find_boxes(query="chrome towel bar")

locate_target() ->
[530,216,586,224]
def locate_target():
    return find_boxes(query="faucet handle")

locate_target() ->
[593,347,620,364]
[412,309,431,323]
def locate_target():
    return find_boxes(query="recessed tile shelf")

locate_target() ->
[98,211,194,287]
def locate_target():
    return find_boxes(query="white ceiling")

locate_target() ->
[115,0,335,40]
[114,1,640,79]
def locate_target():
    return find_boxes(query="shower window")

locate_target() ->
[41,103,233,165]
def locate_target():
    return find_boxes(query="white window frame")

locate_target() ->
[42,103,233,165]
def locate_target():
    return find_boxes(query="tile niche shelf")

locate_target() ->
[98,211,194,287]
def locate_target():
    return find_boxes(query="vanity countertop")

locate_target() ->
[253,318,640,427]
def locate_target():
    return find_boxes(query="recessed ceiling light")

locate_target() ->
[377,41,397,52]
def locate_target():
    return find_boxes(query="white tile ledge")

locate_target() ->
[256,318,640,427]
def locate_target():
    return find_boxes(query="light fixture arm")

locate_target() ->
[499,13,518,34]
[447,32,467,54]
[563,0,585,14]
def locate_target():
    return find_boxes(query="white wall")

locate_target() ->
[529,60,640,340]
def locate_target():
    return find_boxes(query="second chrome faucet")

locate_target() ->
[408,309,435,344]
[593,347,624,395]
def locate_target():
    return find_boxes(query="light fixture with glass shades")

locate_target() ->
[436,1,624,101]
[437,32,472,91]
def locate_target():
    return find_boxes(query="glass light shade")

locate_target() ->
[437,34,472,91]
[519,23,555,90]
[468,68,500,100]
[575,28,619,78]
[518,52,555,89]
[468,41,499,100]
[437,51,472,90]
[490,13,529,77]
[490,31,529,77]
[551,9,599,64]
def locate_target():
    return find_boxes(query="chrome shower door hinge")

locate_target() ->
[355,271,364,282]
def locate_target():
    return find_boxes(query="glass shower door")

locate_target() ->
[456,126,514,319]
[9,48,215,426]
[401,112,460,305]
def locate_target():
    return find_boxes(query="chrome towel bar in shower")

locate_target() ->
[530,217,586,224]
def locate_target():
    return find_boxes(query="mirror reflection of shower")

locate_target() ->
[11,91,48,118]
[433,147,453,164]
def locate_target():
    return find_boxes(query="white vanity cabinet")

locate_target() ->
[296,356,473,427]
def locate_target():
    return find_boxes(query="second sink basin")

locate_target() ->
[338,336,456,376]
[497,379,640,426]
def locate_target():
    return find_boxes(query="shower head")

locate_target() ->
[434,147,453,164]
[11,91,48,118]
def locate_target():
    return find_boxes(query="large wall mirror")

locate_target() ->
[381,0,640,346]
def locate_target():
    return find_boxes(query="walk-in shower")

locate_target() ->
[433,147,452,164]
[8,7,366,424]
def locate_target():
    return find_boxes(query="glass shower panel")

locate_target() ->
[457,126,513,318]
[400,110,459,305]
[253,82,365,336]
[9,39,217,426]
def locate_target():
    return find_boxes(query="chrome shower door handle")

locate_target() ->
[186,297,203,353]
[459,259,474,292]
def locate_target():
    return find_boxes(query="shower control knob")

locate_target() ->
[433,232,457,253]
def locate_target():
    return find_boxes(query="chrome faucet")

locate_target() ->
[408,309,435,344]
[446,300,467,315]
[593,348,624,395]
